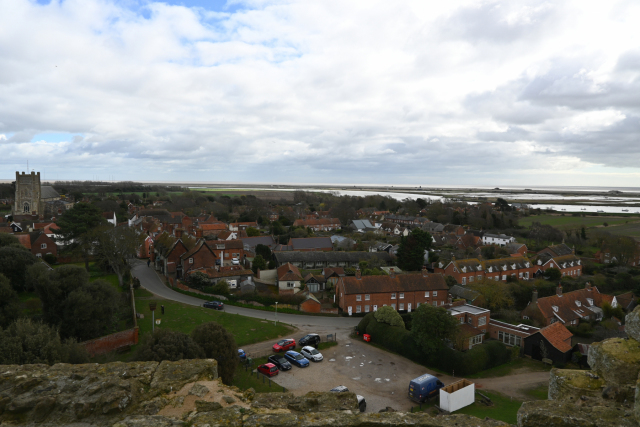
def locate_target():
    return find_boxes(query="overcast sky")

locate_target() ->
[1,0,640,187]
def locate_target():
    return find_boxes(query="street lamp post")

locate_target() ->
[149,303,157,332]
[275,302,278,326]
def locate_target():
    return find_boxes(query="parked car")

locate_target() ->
[273,338,296,352]
[298,333,320,347]
[284,351,309,368]
[300,346,323,362]
[203,301,224,310]
[257,363,279,377]
[238,349,247,361]
[232,258,240,265]
[268,354,292,371]
[408,374,444,403]
[330,386,366,412]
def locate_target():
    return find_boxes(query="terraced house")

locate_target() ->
[434,256,541,285]
[336,267,449,315]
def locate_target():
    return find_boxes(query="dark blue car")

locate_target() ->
[284,351,309,367]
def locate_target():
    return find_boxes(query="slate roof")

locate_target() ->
[339,273,448,295]
[350,219,376,230]
[241,236,277,250]
[422,222,444,233]
[539,322,573,353]
[304,273,326,284]
[274,251,392,264]
[277,263,303,281]
[539,243,574,257]
[450,285,481,302]
[40,186,60,199]
[207,239,243,250]
[615,291,637,311]
[292,218,341,227]
[323,267,345,277]
[289,237,333,250]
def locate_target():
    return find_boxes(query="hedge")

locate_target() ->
[357,313,512,376]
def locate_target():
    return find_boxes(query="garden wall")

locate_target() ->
[82,327,139,356]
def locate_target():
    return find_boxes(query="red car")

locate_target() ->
[257,363,279,377]
[273,338,296,352]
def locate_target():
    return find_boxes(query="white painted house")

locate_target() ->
[481,233,515,246]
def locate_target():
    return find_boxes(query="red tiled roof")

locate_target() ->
[201,223,227,231]
[536,286,612,324]
[340,273,449,295]
[16,234,31,250]
[539,322,573,353]
[277,263,303,281]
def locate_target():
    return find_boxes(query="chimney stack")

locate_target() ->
[389,267,395,279]
[585,282,592,291]
[557,284,563,297]
[175,228,183,238]
[532,288,538,305]
[422,266,428,277]
[356,267,362,280]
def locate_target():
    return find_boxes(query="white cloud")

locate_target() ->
[0,0,639,186]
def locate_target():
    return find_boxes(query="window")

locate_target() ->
[461,277,466,285]
[356,305,361,313]
[459,317,464,324]
[477,275,482,280]
[469,276,474,282]
[519,272,523,278]
[498,331,522,347]
[391,304,396,310]
[478,316,486,326]
[391,293,396,299]
[356,295,362,301]
[36,253,42,258]
[399,293,404,299]
[365,294,370,301]
[189,258,193,264]
[399,303,404,310]
[468,317,472,324]
[552,305,558,312]
[524,272,529,279]
[425,291,429,297]
[502,275,506,280]
[433,291,437,297]
[287,282,294,288]
[365,305,370,312]
[432,301,437,306]
[41,243,47,249]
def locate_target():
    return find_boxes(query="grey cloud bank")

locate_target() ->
[1,0,640,186]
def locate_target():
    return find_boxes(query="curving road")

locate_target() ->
[130,261,359,329]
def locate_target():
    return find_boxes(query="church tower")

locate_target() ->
[13,171,42,218]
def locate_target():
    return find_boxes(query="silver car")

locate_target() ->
[300,346,323,362]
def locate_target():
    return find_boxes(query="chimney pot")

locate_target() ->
[356,268,361,280]
[557,285,563,297]
[389,268,395,279]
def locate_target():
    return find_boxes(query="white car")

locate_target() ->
[232,258,240,265]
[300,346,323,362]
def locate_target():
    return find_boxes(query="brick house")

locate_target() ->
[16,231,57,258]
[322,267,345,288]
[434,256,540,285]
[229,222,258,232]
[154,239,189,277]
[447,302,490,350]
[277,263,303,294]
[536,254,583,278]
[336,268,449,315]
[200,223,228,236]
[292,218,341,231]
[521,283,616,327]
[488,319,538,348]
[303,273,326,293]
[180,240,219,278]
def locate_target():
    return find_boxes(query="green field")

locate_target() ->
[455,391,523,424]
[134,297,292,347]
[519,214,638,230]
[605,222,640,238]
[467,357,551,379]
[52,262,123,292]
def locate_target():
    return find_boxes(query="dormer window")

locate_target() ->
[488,267,492,273]
[502,265,507,271]
[462,267,467,273]
[511,264,516,269]
[439,262,443,268]
[537,260,542,265]
[575,301,581,307]
[525,262,530,268]
[577,260,581,265]
[587,298,593,306]
[477,265,482,271]
[552,306,558,312]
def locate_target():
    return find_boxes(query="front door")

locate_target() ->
[408,303,412,312]
[373,305,378,312]
[348,306,352,316]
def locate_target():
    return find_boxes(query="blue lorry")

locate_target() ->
[408,374,445,403]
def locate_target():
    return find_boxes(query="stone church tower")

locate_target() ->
[13,171,42,217]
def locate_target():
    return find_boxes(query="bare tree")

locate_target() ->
[93,225,144,288]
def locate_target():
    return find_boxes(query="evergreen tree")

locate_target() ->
[396,229,432,271]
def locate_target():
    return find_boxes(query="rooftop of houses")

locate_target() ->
[447,303,489,316]
[538,321,573,353]
[339,271,448,294]
[538,243,574,258]
[527,284,614,324]
[277,263,303,281]
[288,237,333,250]
[274,251,392,264]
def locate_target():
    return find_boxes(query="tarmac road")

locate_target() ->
[130,260,360,329]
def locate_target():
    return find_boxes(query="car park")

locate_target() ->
[298,333,321,347]
[268,355,292,371]
[273,338,296,352]
[330,386,366,412]
[257,363,279,377]
[238,349,246,361]
[300,346,323,362]
[203,301,224,310]
[284,350,309,367]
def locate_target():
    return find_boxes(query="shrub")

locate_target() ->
[135,329,205,362]
[43,254,57,265]
[212,280,230,295]
[374,306,405,328]
[0,319,89,365]
[191,322,238,385]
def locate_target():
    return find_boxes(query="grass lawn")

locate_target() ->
[134,297,292,347]
[53,261,123,293]
[467,357,552,379]
[524,384,548,400]
[455,390,523,424]
[605,222,640,238]
[519,214,637,230]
